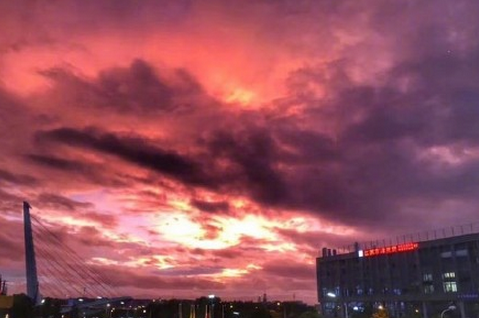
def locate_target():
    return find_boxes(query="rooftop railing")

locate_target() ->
[330,221,479,256]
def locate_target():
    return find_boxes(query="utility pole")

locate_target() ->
[0,275,7,295]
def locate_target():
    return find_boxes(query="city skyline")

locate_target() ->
[1,0,479,304]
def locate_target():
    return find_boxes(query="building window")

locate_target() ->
[441,251,452,258]
[442,272,456,279]
[424,285,435,294]
[443,282,457,293]
[456,249,468,257]
[423,273,433,281]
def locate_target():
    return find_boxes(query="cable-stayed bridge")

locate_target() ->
[22,201,131,315]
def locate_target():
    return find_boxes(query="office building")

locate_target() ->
[317,229,479,318]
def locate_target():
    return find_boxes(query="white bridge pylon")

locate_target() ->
[23,201,121,307]
[23,201,40,304]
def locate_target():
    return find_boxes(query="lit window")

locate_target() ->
[443,282,457,293]
[442,272,456,279]
[424,285,435,294]
[423,273,433,281]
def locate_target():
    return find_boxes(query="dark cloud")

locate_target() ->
[191,199,229,213]
[36,127,214,187]
[35,193,93,212]
[199,126,352,221]
[81,211,118,228]
[26,153,140,188]
[30,194,118,229]
[91,59,173,112]
[40,59,210,114]
[207,129,288,205]
[76,226,117,248]
[159,266,223,277]
[262,260,314,280]
[272,37,479,228]
[26,154,90,172]
[0,87,35,160]
[30,36,479,232]
[277,129,339,164]
[210,248,243,260]
[0,219,23,261]
[0,169,36,185]
[0,189,27,216]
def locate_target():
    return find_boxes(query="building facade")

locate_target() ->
[317,233,479,318]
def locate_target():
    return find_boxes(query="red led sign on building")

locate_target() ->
[363,242,418,257]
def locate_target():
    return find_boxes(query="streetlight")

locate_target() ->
[105,303,111,318]
[326,292,348,318]
[440,305,456,318]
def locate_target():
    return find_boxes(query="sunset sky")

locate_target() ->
[2,0,479,304]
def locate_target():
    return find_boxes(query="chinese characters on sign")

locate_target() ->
[361,242,419,257]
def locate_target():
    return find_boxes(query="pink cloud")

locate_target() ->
[2,0,479,306]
